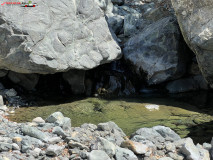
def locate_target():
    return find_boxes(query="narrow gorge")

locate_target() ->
[0,0,213,159]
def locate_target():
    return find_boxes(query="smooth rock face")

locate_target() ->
[0,0,121,74]
[171,0,213,88]
[124,17,186,85]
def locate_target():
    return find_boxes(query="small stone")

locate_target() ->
[145,104,159,111]
[0,105,8,112]
[46,144,64,156]
[68,141,89,151]
[81,123,97,130]
[4,89,17,97]
[32,117,45,124]
[159,157,173,160]
[115,146,138,160]
[21,125,49,142]
[88,150,111,160]
[48,137,62,144]
[52,126,66,137]
[165,142,176,152]
[12,143,20,150]
[97,137,116,158]
[46,112,64,124]
[121,140,148,154]
[0,142,12,151]
[32,148,41,158]
[181,138,200,160]
[0,96,4,106]
[203,143,211,151]
[12,137,22,143]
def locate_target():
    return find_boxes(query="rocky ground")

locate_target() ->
[0,95,212,160]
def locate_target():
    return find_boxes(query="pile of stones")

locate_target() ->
[0,101,212,160]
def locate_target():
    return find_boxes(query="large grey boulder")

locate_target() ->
[131,126,180,144]
[123,16,186,85]
[171,0,213,88]
[0,0,121,74]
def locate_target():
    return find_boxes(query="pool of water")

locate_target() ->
[9,96,213,144]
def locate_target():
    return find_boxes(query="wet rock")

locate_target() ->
[46,144,64,156]
[121,140,148,154]
[32,117,45,124]
[20,125,49,142]
[180,138,200,160]
[8,72,39,90]
[115,146,138,160]
[88,150,111,160]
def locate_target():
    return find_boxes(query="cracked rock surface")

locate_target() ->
[0,0,121,74]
